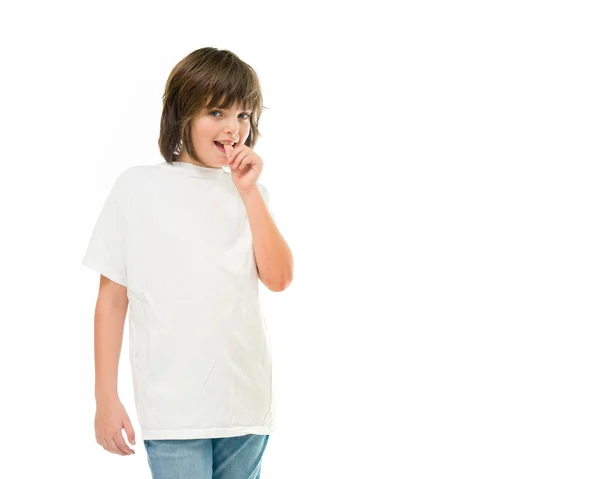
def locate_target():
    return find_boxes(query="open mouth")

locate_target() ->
[214,141,235,153]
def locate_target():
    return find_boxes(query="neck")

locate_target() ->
[177,151,221,169]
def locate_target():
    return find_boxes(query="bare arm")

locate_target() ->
[239,187,294,292]
[94,274,129,403]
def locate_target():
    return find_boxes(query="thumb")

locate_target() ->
[122,415,136,445]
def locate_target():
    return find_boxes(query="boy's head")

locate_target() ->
[158,47,266,168]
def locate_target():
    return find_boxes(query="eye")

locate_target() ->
[209,110,252,120]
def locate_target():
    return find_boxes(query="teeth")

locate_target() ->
[216,141,236,148]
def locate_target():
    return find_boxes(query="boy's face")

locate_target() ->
[180,100,252,169]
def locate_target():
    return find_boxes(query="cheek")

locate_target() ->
[193,122,218,143]
[242,124,252,138]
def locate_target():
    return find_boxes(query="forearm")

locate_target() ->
[94,298,127,402]
[240,187,293,291]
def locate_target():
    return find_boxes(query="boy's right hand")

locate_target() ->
[94,397,136,456]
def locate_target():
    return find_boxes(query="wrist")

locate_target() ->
[238,186,259,199]
[95,388,119,403]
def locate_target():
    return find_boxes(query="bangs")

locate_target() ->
[202,61,262,114]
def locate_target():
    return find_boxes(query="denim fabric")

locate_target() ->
[143,434,269,479]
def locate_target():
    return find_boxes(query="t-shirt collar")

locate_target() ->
[164,160,231,180]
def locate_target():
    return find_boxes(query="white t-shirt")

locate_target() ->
[82,160,276,440]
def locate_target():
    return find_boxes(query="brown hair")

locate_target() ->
[158,47,267,164]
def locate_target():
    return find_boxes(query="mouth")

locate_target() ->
[214,141,236,153]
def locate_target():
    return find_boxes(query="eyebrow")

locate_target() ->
[213,106,251,112]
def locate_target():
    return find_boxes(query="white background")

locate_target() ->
[0,1,598,478]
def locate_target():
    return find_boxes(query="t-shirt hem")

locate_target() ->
[142,424,276,440]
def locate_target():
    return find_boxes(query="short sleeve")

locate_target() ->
[81,171,130,287]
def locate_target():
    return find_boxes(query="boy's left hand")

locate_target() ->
[224,144,263,194]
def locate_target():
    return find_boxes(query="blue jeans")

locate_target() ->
[143,434,270,479]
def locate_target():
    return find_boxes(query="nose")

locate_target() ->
[224,117,239,136]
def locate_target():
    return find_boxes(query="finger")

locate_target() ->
[107,436,126,455]
[122,417,136,446]
[113,431,135,455]
[224,144,234,162]
[107,437,132,456]
[229,145,243,166]
[100,438,110,452]
[239,156,253,170]
[101,437,124,456]
[232,152,248,170]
